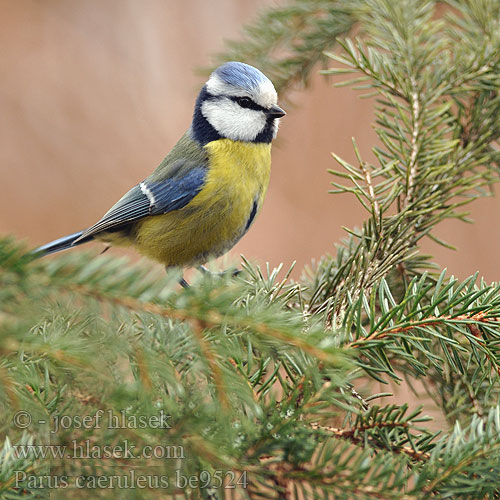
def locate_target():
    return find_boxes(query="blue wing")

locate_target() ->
[75,166,206,243]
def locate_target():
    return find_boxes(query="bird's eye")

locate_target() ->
[236,97,253,108]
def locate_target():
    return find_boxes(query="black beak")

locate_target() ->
[266,104,286,119]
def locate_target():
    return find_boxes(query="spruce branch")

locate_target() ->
[309,0,500,322]
[311,403,435,462]
[349,310,497,348]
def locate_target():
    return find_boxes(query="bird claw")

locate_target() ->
[177,266,241,288]
[197,265,241,278]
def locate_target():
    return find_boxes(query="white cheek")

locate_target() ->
[201,99,267,142]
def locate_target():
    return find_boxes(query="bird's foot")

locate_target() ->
[176,267,240,288]
[197,265,241,278]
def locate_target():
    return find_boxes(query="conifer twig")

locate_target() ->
[310,422,431,462]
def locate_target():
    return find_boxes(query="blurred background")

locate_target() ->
[1,0,499,281]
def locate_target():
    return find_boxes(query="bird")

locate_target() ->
[35,62,285,286]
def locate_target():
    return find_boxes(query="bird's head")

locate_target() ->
[191,62,285,145]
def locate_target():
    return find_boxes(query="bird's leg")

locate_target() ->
[179,277,190,288]
[167,266,190,288]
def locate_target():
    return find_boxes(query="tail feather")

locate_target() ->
[34,231,89,257]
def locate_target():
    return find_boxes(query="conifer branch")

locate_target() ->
[349,310,497,347]
[310,421,432,462]
[66,284,342,366]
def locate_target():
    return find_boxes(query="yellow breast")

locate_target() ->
[133,139,271,268]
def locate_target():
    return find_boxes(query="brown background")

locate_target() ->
[1,0,499,282]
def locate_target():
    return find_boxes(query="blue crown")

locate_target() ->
[213,62,269,90]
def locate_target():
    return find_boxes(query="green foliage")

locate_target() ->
[313,0,500,317]
[3,0,500,498]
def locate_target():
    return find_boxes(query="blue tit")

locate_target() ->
[35,62,285,282]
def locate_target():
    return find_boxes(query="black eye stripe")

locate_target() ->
[229,96,265,112]
[202,90,266,112]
